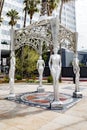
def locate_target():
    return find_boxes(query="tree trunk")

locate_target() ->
[23,9,27,27]
[30,14,33,24]
[0,0,4,21]
[59,1,63,23]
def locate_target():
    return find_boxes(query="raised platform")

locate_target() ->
[7,91,81,112]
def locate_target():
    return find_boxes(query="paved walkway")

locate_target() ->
[0,82,87,130]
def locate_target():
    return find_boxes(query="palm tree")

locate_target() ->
[28,0,40,24]
[23,0,40,26]
[59,0,72,23]
[0,0,4,23]
[41,0,72,20]
[23,0,29,27]
[41,0,59,16]
[23,1,40,78]
[6,9,20,28]
[47,0,59,16]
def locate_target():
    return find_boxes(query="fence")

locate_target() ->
[44,66,87,78]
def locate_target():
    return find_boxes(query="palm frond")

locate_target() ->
[6,9,20,27]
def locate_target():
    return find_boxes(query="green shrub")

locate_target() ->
[79,63,86,67]
[29,79,34,83]
[16,75,22,80]
[26,78,34,83]
[26,78,29,83]
[3,75,9,83]
[32,75,36,81]
[47,75,53,83]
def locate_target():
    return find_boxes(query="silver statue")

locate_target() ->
[49,48,61,101]
[37,56,45,88]
[72,54,80,92]
[9,52,15,96]
[72,54,82,98]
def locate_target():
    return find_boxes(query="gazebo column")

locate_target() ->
[8,28,15,99]
[49,16,63,109]
[72,32,82,98]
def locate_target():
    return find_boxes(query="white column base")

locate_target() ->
[50,100,63,110]
[37,86,45,93]
[8,93,15,99]
[73,91,82,98]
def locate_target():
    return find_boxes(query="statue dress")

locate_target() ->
[49,48,61,101]
[37,56,45,87]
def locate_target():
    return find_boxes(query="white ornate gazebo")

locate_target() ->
[8,16,82,101]
[14,19,77,54]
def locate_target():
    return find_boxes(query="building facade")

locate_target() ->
[61,0,76,32]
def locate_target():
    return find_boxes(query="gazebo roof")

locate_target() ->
[14,17,77,53]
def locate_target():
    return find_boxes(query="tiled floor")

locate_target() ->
[0,82,87,130]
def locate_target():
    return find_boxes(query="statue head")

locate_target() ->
[53,47,58,54]
[39,55,42,60]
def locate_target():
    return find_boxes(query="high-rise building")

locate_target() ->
[0,0,76,44]
[0,0,24,72]
[61,0,76,32]
[0,0,76,72]
[0,0,23,45]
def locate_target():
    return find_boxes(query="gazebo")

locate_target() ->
[8,16,82,109]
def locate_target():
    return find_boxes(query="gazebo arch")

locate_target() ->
[14,19,52,54]
[59,24,77,53]
[14,33,51,54]
[14,18,76,53]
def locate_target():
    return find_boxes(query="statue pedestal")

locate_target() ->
[8,93,15,99]
[50,100,63,110]
[37,86,45,93]
[73,91,82,98]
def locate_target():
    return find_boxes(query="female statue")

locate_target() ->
[49,48,61,101]
[72,55,80,92]
[9,52,15,94]
[37,56,45,87]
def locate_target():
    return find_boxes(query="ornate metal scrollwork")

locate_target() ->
[59,24,76,52]
[14,18,76,53]
[14,19,52,54]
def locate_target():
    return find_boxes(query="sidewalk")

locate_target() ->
[0,82,87,130]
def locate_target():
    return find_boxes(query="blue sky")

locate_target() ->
[76,0,87,50]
